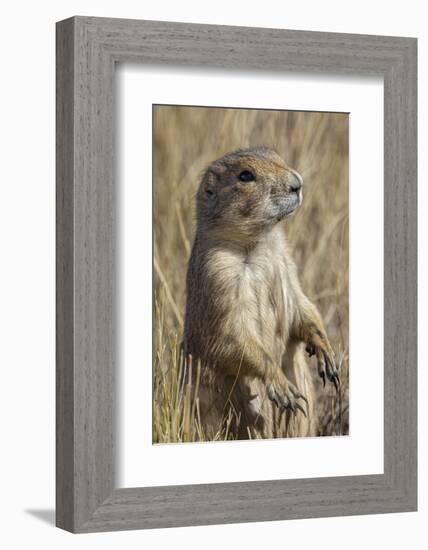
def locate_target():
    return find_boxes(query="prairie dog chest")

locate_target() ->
[208,231,290,335]
[239,245,281,301]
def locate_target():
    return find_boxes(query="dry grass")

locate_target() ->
[153,105,349,443]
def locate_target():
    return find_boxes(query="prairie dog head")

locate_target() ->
[196,147,303,242]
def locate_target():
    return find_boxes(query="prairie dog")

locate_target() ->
[184,147,338,439]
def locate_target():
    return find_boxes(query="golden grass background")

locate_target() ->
[153,105,349,443]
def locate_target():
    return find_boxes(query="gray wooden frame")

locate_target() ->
[56,16,417,533]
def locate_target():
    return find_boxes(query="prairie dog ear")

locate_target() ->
[201,169,218,198]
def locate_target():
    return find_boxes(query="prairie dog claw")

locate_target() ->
[314,346,340,392]
[267,380,308,417]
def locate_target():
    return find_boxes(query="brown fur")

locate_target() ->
[183,147,338,439]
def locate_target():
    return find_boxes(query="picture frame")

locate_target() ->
[56,16,417,533]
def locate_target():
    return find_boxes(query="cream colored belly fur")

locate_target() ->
[196,229,317,439]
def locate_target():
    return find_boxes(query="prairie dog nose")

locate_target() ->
[289,169,303,192]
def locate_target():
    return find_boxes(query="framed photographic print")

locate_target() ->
[56,16,417,532]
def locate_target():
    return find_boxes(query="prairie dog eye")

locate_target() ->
[238,170,255,182]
